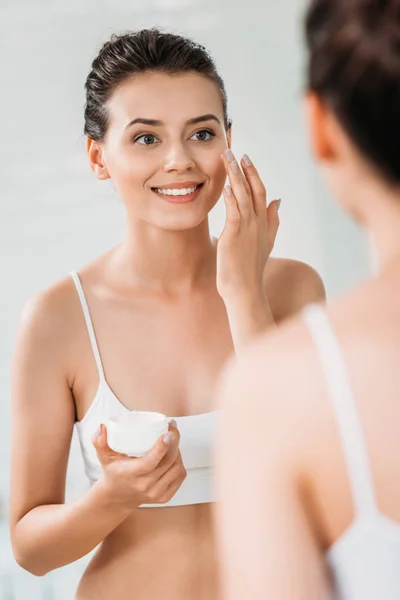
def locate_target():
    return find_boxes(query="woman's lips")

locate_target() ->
[151,183,204,204]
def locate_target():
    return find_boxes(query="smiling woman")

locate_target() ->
[9,28,325,600]
[86,64,230,233]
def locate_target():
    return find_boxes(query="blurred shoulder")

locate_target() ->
[216,310,327,462]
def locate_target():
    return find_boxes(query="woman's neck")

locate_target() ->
[362,181,400,275]
[110,218,217,295]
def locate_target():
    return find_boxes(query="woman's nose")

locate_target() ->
[162,144,195,172]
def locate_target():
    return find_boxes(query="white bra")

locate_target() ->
[303,304,400,599]
[70,271,220,508]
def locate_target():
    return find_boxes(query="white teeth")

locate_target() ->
[154,185,199,196]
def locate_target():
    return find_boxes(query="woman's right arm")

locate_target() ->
[9,290,135,576]
[10,289,185,577]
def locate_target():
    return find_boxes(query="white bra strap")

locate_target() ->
[302,303,376,516]
[70,271,105,381]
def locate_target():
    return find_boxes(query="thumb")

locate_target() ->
[92,424,129,466]
[92,423,109,453]
[139,429,173,473]
[266,199,280,248]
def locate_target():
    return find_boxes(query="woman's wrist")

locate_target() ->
[222,289,276,352]
[92,475,139,519]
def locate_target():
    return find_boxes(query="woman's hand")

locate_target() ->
[216,149,280,304]
[92,421,187,510]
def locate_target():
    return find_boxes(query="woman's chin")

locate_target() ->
[143,203,214,231]
[153,213,209,231]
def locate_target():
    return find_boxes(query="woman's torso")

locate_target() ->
[75,503,219,600]
[60,250,302,599]
[69,258,232,599]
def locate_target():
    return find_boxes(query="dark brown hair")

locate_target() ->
[84,28,231,142]
[305,0,400,183]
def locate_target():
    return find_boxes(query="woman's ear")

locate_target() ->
[304,91,336,162]
[86,138,110,180]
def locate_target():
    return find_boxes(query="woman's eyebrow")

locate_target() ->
[124,114,221,130]
[186,114,221,126]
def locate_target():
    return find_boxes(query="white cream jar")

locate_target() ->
[106,411,170,457]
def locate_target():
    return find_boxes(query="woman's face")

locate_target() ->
[90,71,230,231]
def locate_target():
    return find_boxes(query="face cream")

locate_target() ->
[106,411,170,457]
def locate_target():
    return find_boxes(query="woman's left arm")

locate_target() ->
[217,150,325,353]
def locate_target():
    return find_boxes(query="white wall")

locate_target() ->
[0,0,369,597]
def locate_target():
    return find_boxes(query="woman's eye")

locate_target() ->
[135,134,159,145]
[191,130,215,142]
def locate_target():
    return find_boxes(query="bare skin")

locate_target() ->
[216,87,400,598]
[10,252,323,600]
[9,68,325,600]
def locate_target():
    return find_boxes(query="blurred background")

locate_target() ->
[0,0,370,597]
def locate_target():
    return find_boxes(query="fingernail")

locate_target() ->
[276,199,282,211]
[224,149,234,162]
[242,154,252,166]
[163,431,173,444]
[94,425,101,438]
[231,160,239,174]
[224,184,232,196]
[170,419,177,428]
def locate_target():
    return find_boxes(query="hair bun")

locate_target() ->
[305,0,400,184]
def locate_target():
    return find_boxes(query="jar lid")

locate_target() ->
[107,410,169,431]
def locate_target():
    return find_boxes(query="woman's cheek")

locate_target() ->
[204,151,226,179]
[212,160,228,190]
[121,154,151,182]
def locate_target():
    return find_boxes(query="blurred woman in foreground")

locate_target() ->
[216,1,400,598]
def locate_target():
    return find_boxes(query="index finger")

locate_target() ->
[240,154,267,218]
[222,152,252,219]
[154,424,181,473]
[138,427,175,474]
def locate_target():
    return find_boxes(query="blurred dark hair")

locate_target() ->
[305,0,400,184]
[84,28,231,142]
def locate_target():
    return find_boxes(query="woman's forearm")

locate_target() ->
[224,291,277,354]
[12,478,135,576]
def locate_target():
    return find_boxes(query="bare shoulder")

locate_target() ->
[16,274,82,379]
[265,257,326,321]
[217,272,397,465]
[216,313,328,465]
[20,275,78,334]
[18,246,112,336]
